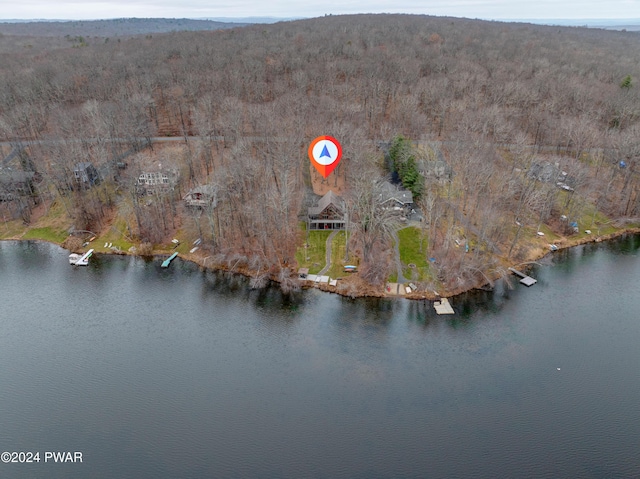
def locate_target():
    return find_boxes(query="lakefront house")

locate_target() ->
[307,190,346,230]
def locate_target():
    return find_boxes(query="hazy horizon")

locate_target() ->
[2,0,640,23]
[1,15,639,29]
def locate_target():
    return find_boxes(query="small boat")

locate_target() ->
[161,252,179,268]
[69,249,94,266]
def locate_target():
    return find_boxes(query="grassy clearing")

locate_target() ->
[397,226,431,282]
[94,217,135,252]
[22,227,68,243]
[295,227,331,274]
[36,199,72,229]
[326,231,358,279]
[511,223,559,259]
[534,223,559,242]
[578,209,618,237]
[1,199,73,243]
[168,230,197,255]
[0,218,27,239]
[553,190,617,237]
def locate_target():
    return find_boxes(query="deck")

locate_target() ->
[161,252,179,268]
[74,249,94,266]
[434,297,455,315]
[508,267,537,286]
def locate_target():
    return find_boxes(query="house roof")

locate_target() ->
[527,162,559,183]
[74,162,95,170]
[186,184,217,197]
[379,181,413,205]
[308,190,344,216]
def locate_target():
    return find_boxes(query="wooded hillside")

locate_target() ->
[2,14,640,293]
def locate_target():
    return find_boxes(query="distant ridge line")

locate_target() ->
[0,17,250,36]
[0,16,298,24]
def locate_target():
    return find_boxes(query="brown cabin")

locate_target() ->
[307,190,346,230]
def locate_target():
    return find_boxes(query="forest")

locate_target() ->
[1,14,640,295]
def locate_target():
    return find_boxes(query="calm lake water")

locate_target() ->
[1,238,639,479]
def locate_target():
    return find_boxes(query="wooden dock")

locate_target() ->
[508,267,537,286]
[434,297,455,315]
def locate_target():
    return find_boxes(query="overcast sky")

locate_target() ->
[0,0,637,21]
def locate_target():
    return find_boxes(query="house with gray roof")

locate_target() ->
[379,181,413,213]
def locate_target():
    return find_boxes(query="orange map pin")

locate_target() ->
[308,136,342,178]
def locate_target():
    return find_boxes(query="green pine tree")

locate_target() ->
[621,75,632,89]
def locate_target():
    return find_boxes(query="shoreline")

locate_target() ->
[3,226,640,301]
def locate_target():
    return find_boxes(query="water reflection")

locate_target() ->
[604,232,640,254]
[251,286,305,312]
[6,240,57,270]
[198,268,307,318]
[1,235,640,479]
[404,300,438,328]
[201,268,251,296]
[446,278,514,321]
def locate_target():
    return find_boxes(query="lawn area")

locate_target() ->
[579,209,619,237]
[3,199,73,243]
[22,226,68,243]
[326,231,358,279]
[397,226,431,282]
[161,230,200,255]
[554,191,619,238]
[295,228,331,274]
[0,218,27,239]
[534,223,559,242]
[93,217,135,252]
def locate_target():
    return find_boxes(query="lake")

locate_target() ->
[1,237,639,478]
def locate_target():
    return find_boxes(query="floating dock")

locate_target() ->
[434,297,455,315]
[71,249,94,266]
[161,252,179,268]
[508,267,537,286]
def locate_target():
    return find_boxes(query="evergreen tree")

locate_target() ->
[621,75,632,89]
[388,135,424,200]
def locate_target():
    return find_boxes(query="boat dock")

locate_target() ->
[434,297,455,315]
[72,249,94,266]
[161,252,179,268]
[508,267,537,286]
